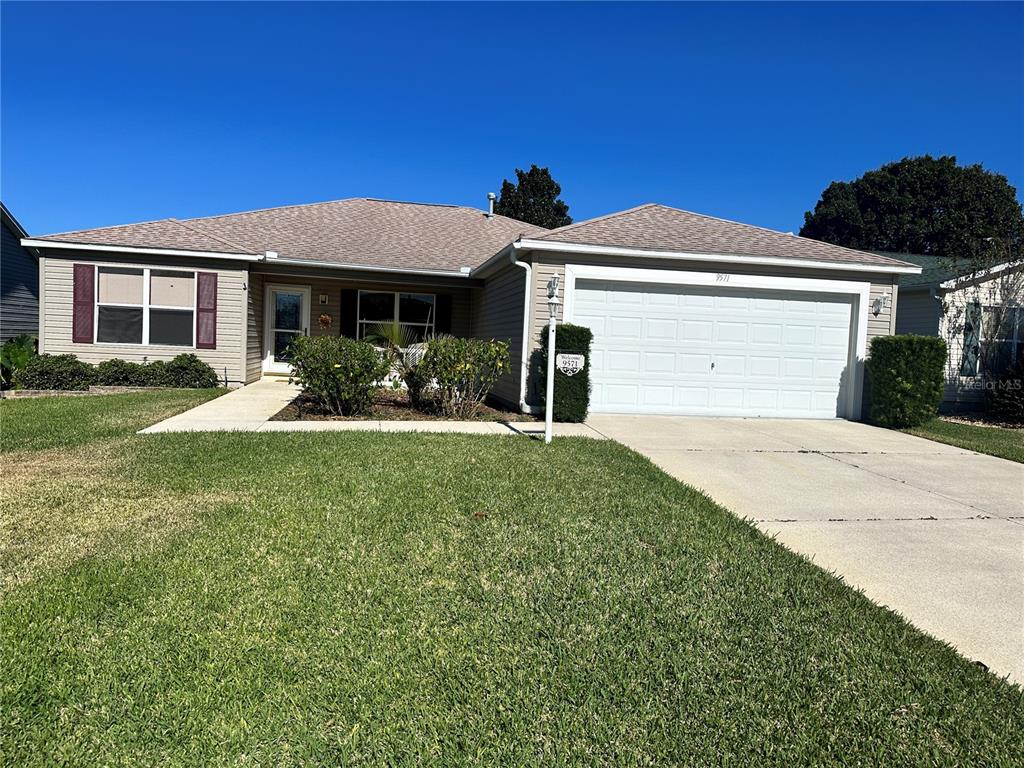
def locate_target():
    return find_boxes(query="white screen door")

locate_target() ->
[263,285,311,374]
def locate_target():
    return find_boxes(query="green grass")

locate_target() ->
[903,417,1024,463]
[2,394,1022,765]
[0,389,224,453]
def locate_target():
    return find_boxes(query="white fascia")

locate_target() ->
[938,260,1021,290]
[22,239,263,262]
[262,255,473,279]
[514,239,923,275]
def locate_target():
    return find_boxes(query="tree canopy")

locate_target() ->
[800,156,1023,268]
[494,165,572,229]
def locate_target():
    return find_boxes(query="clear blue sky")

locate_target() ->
[2,1,1021,236]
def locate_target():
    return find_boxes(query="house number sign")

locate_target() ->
[556,353,585,376]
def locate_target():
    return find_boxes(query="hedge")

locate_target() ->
[531,323,593,423]
[14,354,97,391]
[866,335,946,427]
[15,353,220,391]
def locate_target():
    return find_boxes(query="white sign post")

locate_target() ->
[544,275,561,445]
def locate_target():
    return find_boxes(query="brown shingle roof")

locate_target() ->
[35,198,548,272]
[535,204,917,269]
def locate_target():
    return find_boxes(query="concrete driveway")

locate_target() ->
[587,414,1024,683]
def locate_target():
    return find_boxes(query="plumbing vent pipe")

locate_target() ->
[486,192,496,218]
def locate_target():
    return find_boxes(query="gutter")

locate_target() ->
[509,252,533,413]
[21,239,264,262]
[259,253,473,279]
[513,238,923,275]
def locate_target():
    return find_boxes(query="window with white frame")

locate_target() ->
[981,305,1024,375]
[95,267,195,346]
[356,290,435,342]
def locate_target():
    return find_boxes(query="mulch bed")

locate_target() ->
[939,415,1024,430]
[272,390,537,422]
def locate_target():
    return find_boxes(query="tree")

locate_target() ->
[494,165,572,229]
[800,155,1023,271]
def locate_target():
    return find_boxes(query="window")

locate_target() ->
[94,266,195,346]
[981,305,1024,375]
[356,291,435,342]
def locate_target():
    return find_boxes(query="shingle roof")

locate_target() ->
[535,204,917,269]
[34,198,548,273]
[875,253,956,289]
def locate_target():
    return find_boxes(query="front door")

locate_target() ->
[263,285,311,374]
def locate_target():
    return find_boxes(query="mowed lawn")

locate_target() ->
[903,417,1024,464]
[1,394,1021,766]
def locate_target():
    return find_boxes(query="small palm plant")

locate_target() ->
[0,334,37,388]
[364,321,432,409]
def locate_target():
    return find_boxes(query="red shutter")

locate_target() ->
[196,272,217,349]
[72,264,95,343]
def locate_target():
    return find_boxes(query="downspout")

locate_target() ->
[510,250,533,413]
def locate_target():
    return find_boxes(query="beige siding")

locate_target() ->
[895,288,940,336]
[471,260,527,408]
[526,251,902,408]
[40,251,249,385]
[246,272,264,383]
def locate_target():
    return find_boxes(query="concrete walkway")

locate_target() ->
[587,414,1024,683]
[140,378,605,438]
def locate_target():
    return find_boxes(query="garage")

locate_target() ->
[570,278,857,418]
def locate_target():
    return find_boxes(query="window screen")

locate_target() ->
[150,309,194,346]
[97,306,144,343]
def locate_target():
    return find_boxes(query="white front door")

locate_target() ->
[263,285,311,374]
[571,279,856,418]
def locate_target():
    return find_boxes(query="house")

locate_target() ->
[1,202,39,342]
[894,252,1023,412]
[21,198,919,419]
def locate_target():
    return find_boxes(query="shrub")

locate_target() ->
[866,335,946,427]
[96,359,154,387]
[161,353,220,388]
[13,354,96,391]
[1,334,37,389]
[988,358,1024,423]
[417,337,510,419]
[288,335,390,416]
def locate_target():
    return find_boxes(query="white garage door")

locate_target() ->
[572,280,854,418]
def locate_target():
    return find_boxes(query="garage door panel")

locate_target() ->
[574,279,854,418]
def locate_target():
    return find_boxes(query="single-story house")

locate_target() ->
[22,198,919,419]
[1,202,39,342]
[894,252,1023,412]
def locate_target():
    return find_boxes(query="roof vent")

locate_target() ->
[486,192,496,218]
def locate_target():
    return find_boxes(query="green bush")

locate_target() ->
[14,354,96,391]
[530,324,595,422]
[1,334,37,388]
[288,335,390,416]
[988,358,1024,423]
[96,359,154,387]
[160,353,220,388]
[418,336,510,418]
[866,335,946,427]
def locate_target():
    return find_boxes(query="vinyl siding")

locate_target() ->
[470,260,526,408]
[247,268,474,378]
[1,218,39,340]
[525,251,901,409]
[39,251,249,385]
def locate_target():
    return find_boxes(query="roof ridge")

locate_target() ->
[169,218,254,253]
[536,203,657,239]
[182,197,369,223]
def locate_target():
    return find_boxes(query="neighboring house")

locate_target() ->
[894,252,1023,412]
[1,202,39,341]
[21,198,918,419]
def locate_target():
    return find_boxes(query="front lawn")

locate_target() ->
[903,417,1024,464]
[1,394,1021,765]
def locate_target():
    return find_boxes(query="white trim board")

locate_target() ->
[561,263,871,420]
[517,239,921,275]
[23,239,262,262]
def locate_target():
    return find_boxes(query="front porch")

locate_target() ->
[245,264,481,382]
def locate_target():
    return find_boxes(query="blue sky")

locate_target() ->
[2,1,1021,236]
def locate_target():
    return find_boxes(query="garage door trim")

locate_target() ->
[562,264,871,420]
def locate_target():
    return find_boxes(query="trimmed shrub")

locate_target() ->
[988,359,1024,423]
[96,359,154,387]
[161,353,220,388]
[530,324,595,422]
[288,335,390,416]
[14,354,96,391]
[1,334,37,389]
[866,335,946,427]
[418,337,511,419]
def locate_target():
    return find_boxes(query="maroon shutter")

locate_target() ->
[72,264,95,343]
[196,272,217,349]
